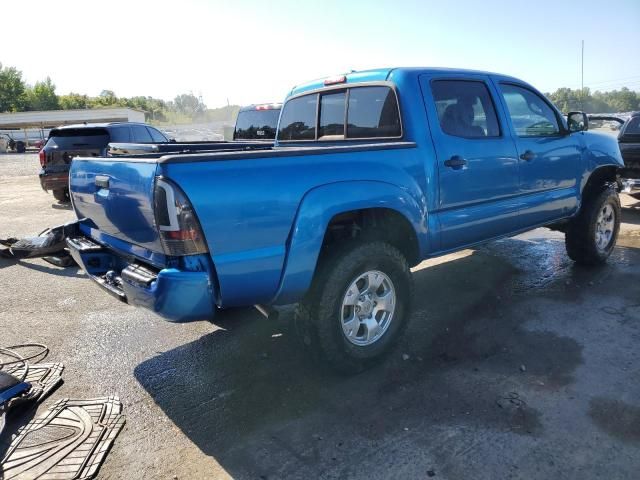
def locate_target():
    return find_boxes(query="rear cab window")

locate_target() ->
[46,128,109,148]
[277,85,401,142]
[234,108,281,140]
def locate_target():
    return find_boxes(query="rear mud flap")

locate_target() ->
[0,221,79,265]
[0,396,125,479]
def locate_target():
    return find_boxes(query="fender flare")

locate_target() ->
[271,180,427,305]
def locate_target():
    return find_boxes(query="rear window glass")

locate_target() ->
[277,95,317,140]
[319,91,346,137]
[234,109,280,140]
[277,86,401,141]
[47,128,109,148]
[347,87,401,139]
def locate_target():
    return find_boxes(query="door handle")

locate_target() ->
[444,155,467,169]
[95,175,110,189]
[520,150,536,161]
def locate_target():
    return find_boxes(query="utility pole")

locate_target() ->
[581,40,584,110]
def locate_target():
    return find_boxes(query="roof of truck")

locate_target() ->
[288,67,523,97]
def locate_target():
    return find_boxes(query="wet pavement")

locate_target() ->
[1,153,639,479]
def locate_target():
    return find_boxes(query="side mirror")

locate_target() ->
[567,111,588,133]
[169,138,177,143]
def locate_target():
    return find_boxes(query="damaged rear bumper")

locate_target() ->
[39,170,69,192]
[66,236,216,322]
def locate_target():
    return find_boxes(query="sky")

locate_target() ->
[1,0,639,108]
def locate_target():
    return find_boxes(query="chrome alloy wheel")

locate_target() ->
[595,203,616,252]
[340,270,396,346]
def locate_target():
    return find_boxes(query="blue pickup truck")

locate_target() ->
[66,68,624,372]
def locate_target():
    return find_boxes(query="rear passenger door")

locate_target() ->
[419,74,520,251]
[496,82,581,226]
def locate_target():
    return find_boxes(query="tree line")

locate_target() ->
[1,61,639,121]
[0,61,240,124]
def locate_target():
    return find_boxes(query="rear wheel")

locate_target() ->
[295,241,413,373]
[52,188,69,203]
[565,187,621,265]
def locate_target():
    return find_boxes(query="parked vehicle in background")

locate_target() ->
[589,112,640,198]
[0,133,26,153]
[233,103,282,140]
[39,122,170,202]
[66,68,623,372]
[107,104,281,156]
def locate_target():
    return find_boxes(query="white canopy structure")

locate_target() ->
[0,108,145,130]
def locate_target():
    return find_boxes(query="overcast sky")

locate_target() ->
[2,0,639,108]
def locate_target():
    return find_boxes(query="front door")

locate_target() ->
[496,82,581,226]
[420,74,520,251]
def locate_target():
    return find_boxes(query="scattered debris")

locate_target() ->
[520,364,527,372]
[402,353,410,361]
[0,221,78,266]
[427,470,437,477]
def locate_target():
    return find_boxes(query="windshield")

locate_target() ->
[233,109,280,140]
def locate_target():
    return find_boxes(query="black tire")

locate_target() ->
[52,188,69,203]
[565,186,621,265]
[15,141,26,153]
[295,241,414,374]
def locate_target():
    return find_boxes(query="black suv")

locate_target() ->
[39,122,169,201]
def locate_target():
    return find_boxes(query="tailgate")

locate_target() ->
[69,158,163,253]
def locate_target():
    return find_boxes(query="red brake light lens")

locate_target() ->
[39,149,46,167]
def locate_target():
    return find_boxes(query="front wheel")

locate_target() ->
[295,241,414,373]
[565,187,621,265]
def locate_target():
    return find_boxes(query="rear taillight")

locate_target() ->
[153,178,208,256]
[39,149,46,167]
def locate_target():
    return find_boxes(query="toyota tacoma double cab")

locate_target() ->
[65,68,623,372]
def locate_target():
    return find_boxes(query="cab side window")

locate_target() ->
[431,80,500,138]
[109,125,131,142]
[147,127,168,142]
[132,125,153,143]
[499,84,560,137]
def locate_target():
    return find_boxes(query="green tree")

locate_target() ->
[59,92,89,110]
[95,89,118,107]
[0,62,27,112]
[25,76,59,110]
[173,93,206,118]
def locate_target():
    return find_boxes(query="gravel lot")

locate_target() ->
[1,153,639,479]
